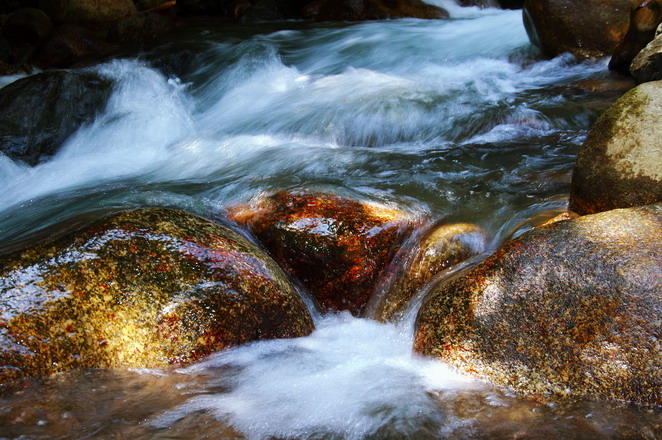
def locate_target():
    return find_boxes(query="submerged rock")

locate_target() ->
[0,70,113,165]
[609,0,662,75]
[414,205,662,405]
[523,0,630,58]
[370,222,488,322]
[301,0,449,21]
[569,81,662,215]
[227,190,421,315]
[0,209,314,385]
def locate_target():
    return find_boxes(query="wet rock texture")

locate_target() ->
[569,81,662,215]
[523,0,630,58]
[0,209,314,385]
[227,190,420,315]
[301,0,449,21]
[371,222,488,322]
[414,205,662,405]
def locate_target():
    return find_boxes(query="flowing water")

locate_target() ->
[0,2,659,439]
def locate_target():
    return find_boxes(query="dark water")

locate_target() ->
[0,2,657,439]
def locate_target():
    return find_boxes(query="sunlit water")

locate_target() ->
[0,2,657,439]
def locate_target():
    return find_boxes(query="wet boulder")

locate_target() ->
[609,0,662,75]
[0,70,113,165]
[227,190,421,315]
[631,33,662,83]
[414,205,661,405]
[0,209,314,385]
[38,0,137,24]
[569,81,662,215]
[370,222,488,322]
[301,0,449,21]
[523,0,630,58]
[1,8,53,46]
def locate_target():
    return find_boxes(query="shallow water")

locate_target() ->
[0,2,657,439]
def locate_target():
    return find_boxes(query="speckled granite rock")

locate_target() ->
[414,205,661,405]
[523,0,630,58]
[227,190,421,315]
[0,209,314,385]
[370,222,488,322]
[569,81,662,215]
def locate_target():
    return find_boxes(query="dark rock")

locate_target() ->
[609,0,662,75]
[569,81,662,215]
[38,0,137,24]
[631,33,662,83]
[0,70,113,165]
[414,205,662,405]
[227,190,421,315]
[1,7,53,46]
[30,24,113,69]
[0,209,314,385]
[523,0,630,58]
[107,12,173,44]
[175,0,235,16]
[370,222,488,322]
[301,0,449,21]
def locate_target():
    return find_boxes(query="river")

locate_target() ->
[0,1,658,439]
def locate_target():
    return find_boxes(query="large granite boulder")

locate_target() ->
[227,190,421,315]
[631,33,662,83]
[38,0,137,24]
[370,222,488,322]
[414,205,661,405]
[0,70,113,165]
[609,0,662,75]
[301,0,449,21]
[0,209,314,386]
[523,0,630,58]
[569,81,662,215]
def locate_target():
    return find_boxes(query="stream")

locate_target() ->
[0,1,659,438]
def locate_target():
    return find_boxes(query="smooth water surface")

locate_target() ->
[0,2,656,439]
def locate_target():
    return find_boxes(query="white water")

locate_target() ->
[0,3,644,439]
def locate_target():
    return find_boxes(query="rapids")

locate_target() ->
[0,2,658,439]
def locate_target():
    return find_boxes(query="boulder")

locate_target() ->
[523,0,630,58]
[0,70,113,165]
[370,222,488,322]
[38,0,137,24]
[0,209,314,385]
[227,190,421,315]
[30,24,114,69]
[609,0,662,75]
[414,205,661,405]
[301,0,449,21]
[569,81,662,215]
[175,0,235,16]
[1,8,53,46]
[631,33,662,83]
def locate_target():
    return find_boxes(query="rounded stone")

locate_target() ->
[631,34,662,83]
[227,190,421,316]
[569,81,662,215]
[523,0,630,59]
[0,209,314,386]
[414,205,661,405]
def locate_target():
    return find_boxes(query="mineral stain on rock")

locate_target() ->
[0,209,314,387]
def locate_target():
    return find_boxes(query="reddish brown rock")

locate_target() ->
[302,0,448,21]
[414,205,661,405]
[523,0,630,58]
[227,190,421,315]
[610,0,662,75]
[0,209,313,386]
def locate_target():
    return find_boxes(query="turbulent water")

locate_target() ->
[0,2,657,439]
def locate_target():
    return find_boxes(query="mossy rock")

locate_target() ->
[414,205,661,405]
[227,190,421,316]
[569,81,662,215]
[370,222,488,322]
[0,209,314,386]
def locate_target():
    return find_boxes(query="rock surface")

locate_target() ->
[0,209,314,385]
[523,0,630,58]
[631,33,662,83]
[569,81,662,215]
[0,70,113,165]
[609,0,662,75]
[302,0,449,21]
[227,190,421,315]
[38,0,137,24]
[370,222,488,322]
[1,8,53,46]
[414,205,662,405]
